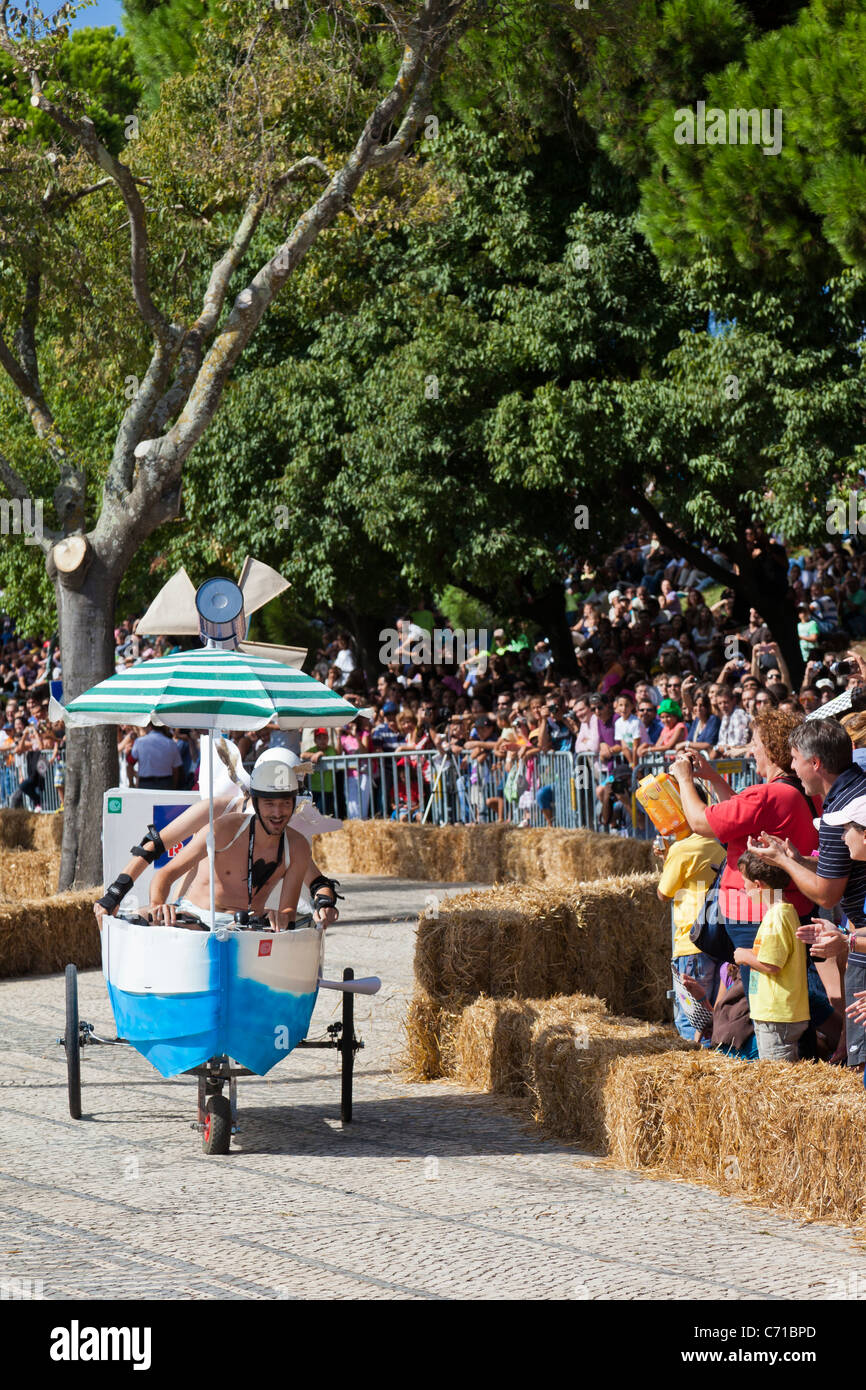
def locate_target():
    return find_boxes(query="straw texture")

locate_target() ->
[414,874,671,1020]
[312,822,654,882]
[403,991,866,1229]
[0,810,64,852]
[0,849,62,900]
[0,892,100,977]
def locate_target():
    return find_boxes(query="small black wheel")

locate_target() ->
[202,1094,231,1154]
[65,963,81,1120]
[340,968,355,1125]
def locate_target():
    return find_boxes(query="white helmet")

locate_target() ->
[250,748,301,797]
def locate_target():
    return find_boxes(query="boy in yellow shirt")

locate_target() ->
[734,850,809,1062]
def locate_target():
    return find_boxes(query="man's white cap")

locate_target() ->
[250,748,306,796]
[823,794,866,828]
[254,747,311,775]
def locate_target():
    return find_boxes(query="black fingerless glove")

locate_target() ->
[96,873,134,913]
[313,892,339,913]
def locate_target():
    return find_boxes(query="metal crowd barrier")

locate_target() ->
[0,749,64,812]
[308,747,757,835]
[0,739,756,832]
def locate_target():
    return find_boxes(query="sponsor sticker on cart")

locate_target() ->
[152,805,193,867]
[258,941,272,957]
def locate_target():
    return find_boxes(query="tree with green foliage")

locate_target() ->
[0,0,488,888]
[122,0,223,107]
[170,123,865,685]
[1,23,141,151]
[575,0,866,279]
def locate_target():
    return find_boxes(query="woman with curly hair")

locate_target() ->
[669,708,819,972]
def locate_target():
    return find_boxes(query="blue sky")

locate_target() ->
[67,0,124,31]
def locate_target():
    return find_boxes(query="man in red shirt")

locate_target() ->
[669,712,818,997]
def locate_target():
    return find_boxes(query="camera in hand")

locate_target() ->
[831,659,857,677]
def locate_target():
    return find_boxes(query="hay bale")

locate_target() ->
[400,989,468,1082]
[605,1051,866,1226]
[499,828,654,883]
[403,989,684,1150]
[528,1004,687,1152]
[0,809,63,852]
[0,848,62,900]
[311,820,655,883]
[448,992,608,1097]
[414,874,671,1020]
[0,891,100,978]
[402,985,866,1232]
[449,997,540,1094]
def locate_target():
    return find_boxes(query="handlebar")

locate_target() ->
[233,911,277,930]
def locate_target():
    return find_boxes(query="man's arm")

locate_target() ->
[93,795,236,923]
[305,858,340,927]
[747,834,848,908]
[149,815,246,922]
[149,825,213,923]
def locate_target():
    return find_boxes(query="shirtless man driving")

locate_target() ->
[149,756,311,930]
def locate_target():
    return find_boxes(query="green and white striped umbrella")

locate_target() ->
[52,646,358,731]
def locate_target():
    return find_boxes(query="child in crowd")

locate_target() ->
[733,849,809,1062]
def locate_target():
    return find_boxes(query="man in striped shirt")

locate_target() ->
[750,718,866,1072]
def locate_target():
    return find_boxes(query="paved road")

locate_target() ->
[1,876,864,1301]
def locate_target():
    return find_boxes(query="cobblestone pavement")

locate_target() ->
[1,876,865,1301]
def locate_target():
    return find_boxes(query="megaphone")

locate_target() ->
[196,578,247,650]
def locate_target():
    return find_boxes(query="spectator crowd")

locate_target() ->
[3,523,866,820]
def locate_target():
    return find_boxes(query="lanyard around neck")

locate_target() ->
[247,818,256,909]
[247,815,284,908]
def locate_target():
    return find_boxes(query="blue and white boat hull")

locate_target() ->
[102,918,324,1078]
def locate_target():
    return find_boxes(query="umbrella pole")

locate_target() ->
[207,733,216,929]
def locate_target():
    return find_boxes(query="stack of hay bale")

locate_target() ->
[311,820,655,882]
[403,855,866,1232]
[0,809,99,978]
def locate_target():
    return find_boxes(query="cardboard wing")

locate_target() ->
[135,557,291,640]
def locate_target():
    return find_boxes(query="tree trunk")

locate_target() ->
[530,585,578,677]
[749,587,804,691]
[55,556,119,891]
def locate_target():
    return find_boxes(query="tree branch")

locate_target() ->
[156,0,466,471]
[140,157,331,448]
[45,176,114,212]
[0,447,58,553]
[0,7,170,343]
[628,484,744,593]
[0,279,87,530]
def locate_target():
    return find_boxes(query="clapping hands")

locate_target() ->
[796,918,848,960]
[746,831,798,866]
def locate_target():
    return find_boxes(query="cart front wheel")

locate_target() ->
[65,963,82,1119]
[340,967,355,1125]
[202,1094,232,1154]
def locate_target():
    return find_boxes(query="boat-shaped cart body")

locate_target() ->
[63,909,379,1152]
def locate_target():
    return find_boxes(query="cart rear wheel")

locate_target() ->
[202,1094,231,1154]
[65,963,81,1120]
